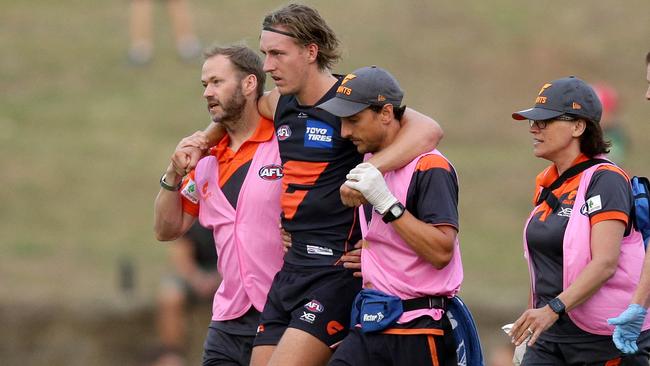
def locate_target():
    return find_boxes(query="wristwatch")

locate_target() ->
[160,173,182,191]
[382,202,406,223]
[548,297,566,315]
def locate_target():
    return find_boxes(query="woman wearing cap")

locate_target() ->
[508,76,650,365]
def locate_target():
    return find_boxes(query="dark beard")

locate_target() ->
[213,85,246,127]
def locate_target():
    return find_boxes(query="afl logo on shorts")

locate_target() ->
[276,124,292,141]
[259,164,283,180]
[304,300,324,313]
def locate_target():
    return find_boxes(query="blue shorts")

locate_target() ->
[253,262,362,348]
[328,315,456,366]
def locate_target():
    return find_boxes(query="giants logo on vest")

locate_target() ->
[259,164,284,180]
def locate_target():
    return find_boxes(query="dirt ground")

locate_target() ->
[0,300,514,366]
[0,301,210,366]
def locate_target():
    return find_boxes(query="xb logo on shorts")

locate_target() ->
[259,164,283,180]
[304,300,324,313]
[276,124,292,141]
[300,312,317,324]
[362,312,385,322]
[300,299,324,324]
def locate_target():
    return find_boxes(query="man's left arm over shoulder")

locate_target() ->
[367,108,443,173]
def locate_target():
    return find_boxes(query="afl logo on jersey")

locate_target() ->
[276,125,292,141]
[259,164,284,180]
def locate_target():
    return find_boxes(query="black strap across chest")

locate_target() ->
[535,158,610,211]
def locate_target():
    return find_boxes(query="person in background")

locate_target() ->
[128,0,201,65]
[508,76,650,365]
[607,51,650,355]
[592,83,628,164]
[153,222,220,366]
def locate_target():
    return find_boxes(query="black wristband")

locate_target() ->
[160,173,182,191]
[382,202,405,223]
[548,297,566,315]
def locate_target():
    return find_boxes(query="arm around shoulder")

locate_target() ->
[257,88,280,120]
[368,108,443,173]
[204,123,226,146]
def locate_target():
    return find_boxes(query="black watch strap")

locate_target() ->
[548,297,566,315]
[160,173,182,191]
[382,202,405,223]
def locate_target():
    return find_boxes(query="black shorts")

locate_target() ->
[521,330,650,366]
[202,321,255,366]
[328,315,456,366]
[253,262,362,348]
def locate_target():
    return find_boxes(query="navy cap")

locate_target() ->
[512,76,602,123]
[317,66,404,118]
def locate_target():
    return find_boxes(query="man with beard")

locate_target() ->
[154,45,285,366]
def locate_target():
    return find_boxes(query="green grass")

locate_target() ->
[1,0,649,317]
